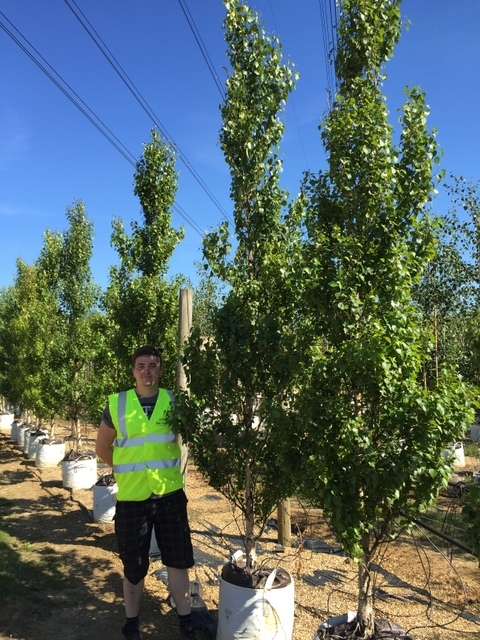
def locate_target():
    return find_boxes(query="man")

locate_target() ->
[96,345,196,640]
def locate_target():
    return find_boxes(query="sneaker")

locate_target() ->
[179,623,197,639]
[121,624,143,640]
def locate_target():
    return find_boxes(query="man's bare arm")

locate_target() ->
[95,420,116,468]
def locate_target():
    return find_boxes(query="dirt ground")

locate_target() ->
[0,423,480,640]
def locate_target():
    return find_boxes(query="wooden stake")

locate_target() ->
[176,289,193,483]
[277,498,292,547]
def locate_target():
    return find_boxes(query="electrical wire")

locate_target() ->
[0,11,205,239]
[317,0,339,110]
[63,0,232,226]
[177,0,224,99]
[0,11,136,167]
[175,202,206,238]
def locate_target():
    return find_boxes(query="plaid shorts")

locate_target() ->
[115,489,194,585]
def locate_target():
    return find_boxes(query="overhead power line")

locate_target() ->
[63,0,232,226]
[0,11,205,238]
[318,0,340,110]
[0,11,137,166]
[177,0,225,99]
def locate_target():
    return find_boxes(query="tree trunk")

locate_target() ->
[244,459,256,569]
[356,533,375,638]
[71,417,80,442]
[49,414,56,439]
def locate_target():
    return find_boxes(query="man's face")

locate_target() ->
[132,354,162,392]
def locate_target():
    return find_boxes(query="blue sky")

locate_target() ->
[1,0,479,291]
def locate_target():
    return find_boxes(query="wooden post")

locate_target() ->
[277,498,292,547]
[176,289,193,483]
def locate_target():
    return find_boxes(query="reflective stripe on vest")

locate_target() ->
[114,459,181,473]
[114,433,177,447]
[117,391,128,439]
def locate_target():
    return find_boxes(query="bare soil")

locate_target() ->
[0,423,479,640]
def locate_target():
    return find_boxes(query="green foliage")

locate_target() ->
[0,287,17,405]
[0,262,61,421]
[285,0,474,635]
[414,176,480,387]
[191,266,225,338]
[175,0,300,569]
[104,129,185,389]
[0,203,101,433]
[37,202,100,433]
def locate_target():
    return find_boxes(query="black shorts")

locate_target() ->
[115,489,194,585]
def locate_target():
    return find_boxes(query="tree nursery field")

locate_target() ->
[0,424,479,640]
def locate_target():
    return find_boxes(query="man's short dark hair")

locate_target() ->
[131,345,163,367]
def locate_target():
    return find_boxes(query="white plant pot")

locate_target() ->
[10,421,20,441]
[36,440,66,468]
[216,566,294,640]
[0,413,14,432]
[442,441,465,468]
[26,430,49,459]
[17,424,28,449]
[23,429,33,455]
[93,480,118,523]
[62,455,97,490]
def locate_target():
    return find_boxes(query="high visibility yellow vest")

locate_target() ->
[109,388,183,501]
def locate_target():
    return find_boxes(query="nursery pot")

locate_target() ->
[93,475,118,523]
[61,454,97,490]
[10,421,20,441]
[216,564,294,640]
[0,412,14,432]
[23,429,34,455]
[26,430,49,459]
[17,423,29,449]
[442,441,465,467]
[36,440,66,469]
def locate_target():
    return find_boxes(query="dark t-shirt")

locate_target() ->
[102,391,159,429]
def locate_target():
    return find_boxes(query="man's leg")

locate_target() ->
[168,567,197,639]
[123,577,144,617]
[116,500,151,639]
[167,567,191,615]
[154,491,196,638]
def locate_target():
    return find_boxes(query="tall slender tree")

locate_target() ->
[52,201,100,439]
[2,260,61,423]
[0,286,18,410]
[175,0,301,569]
[104,129,185,389]
[1,203,100,438]
[286,1,473,636]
